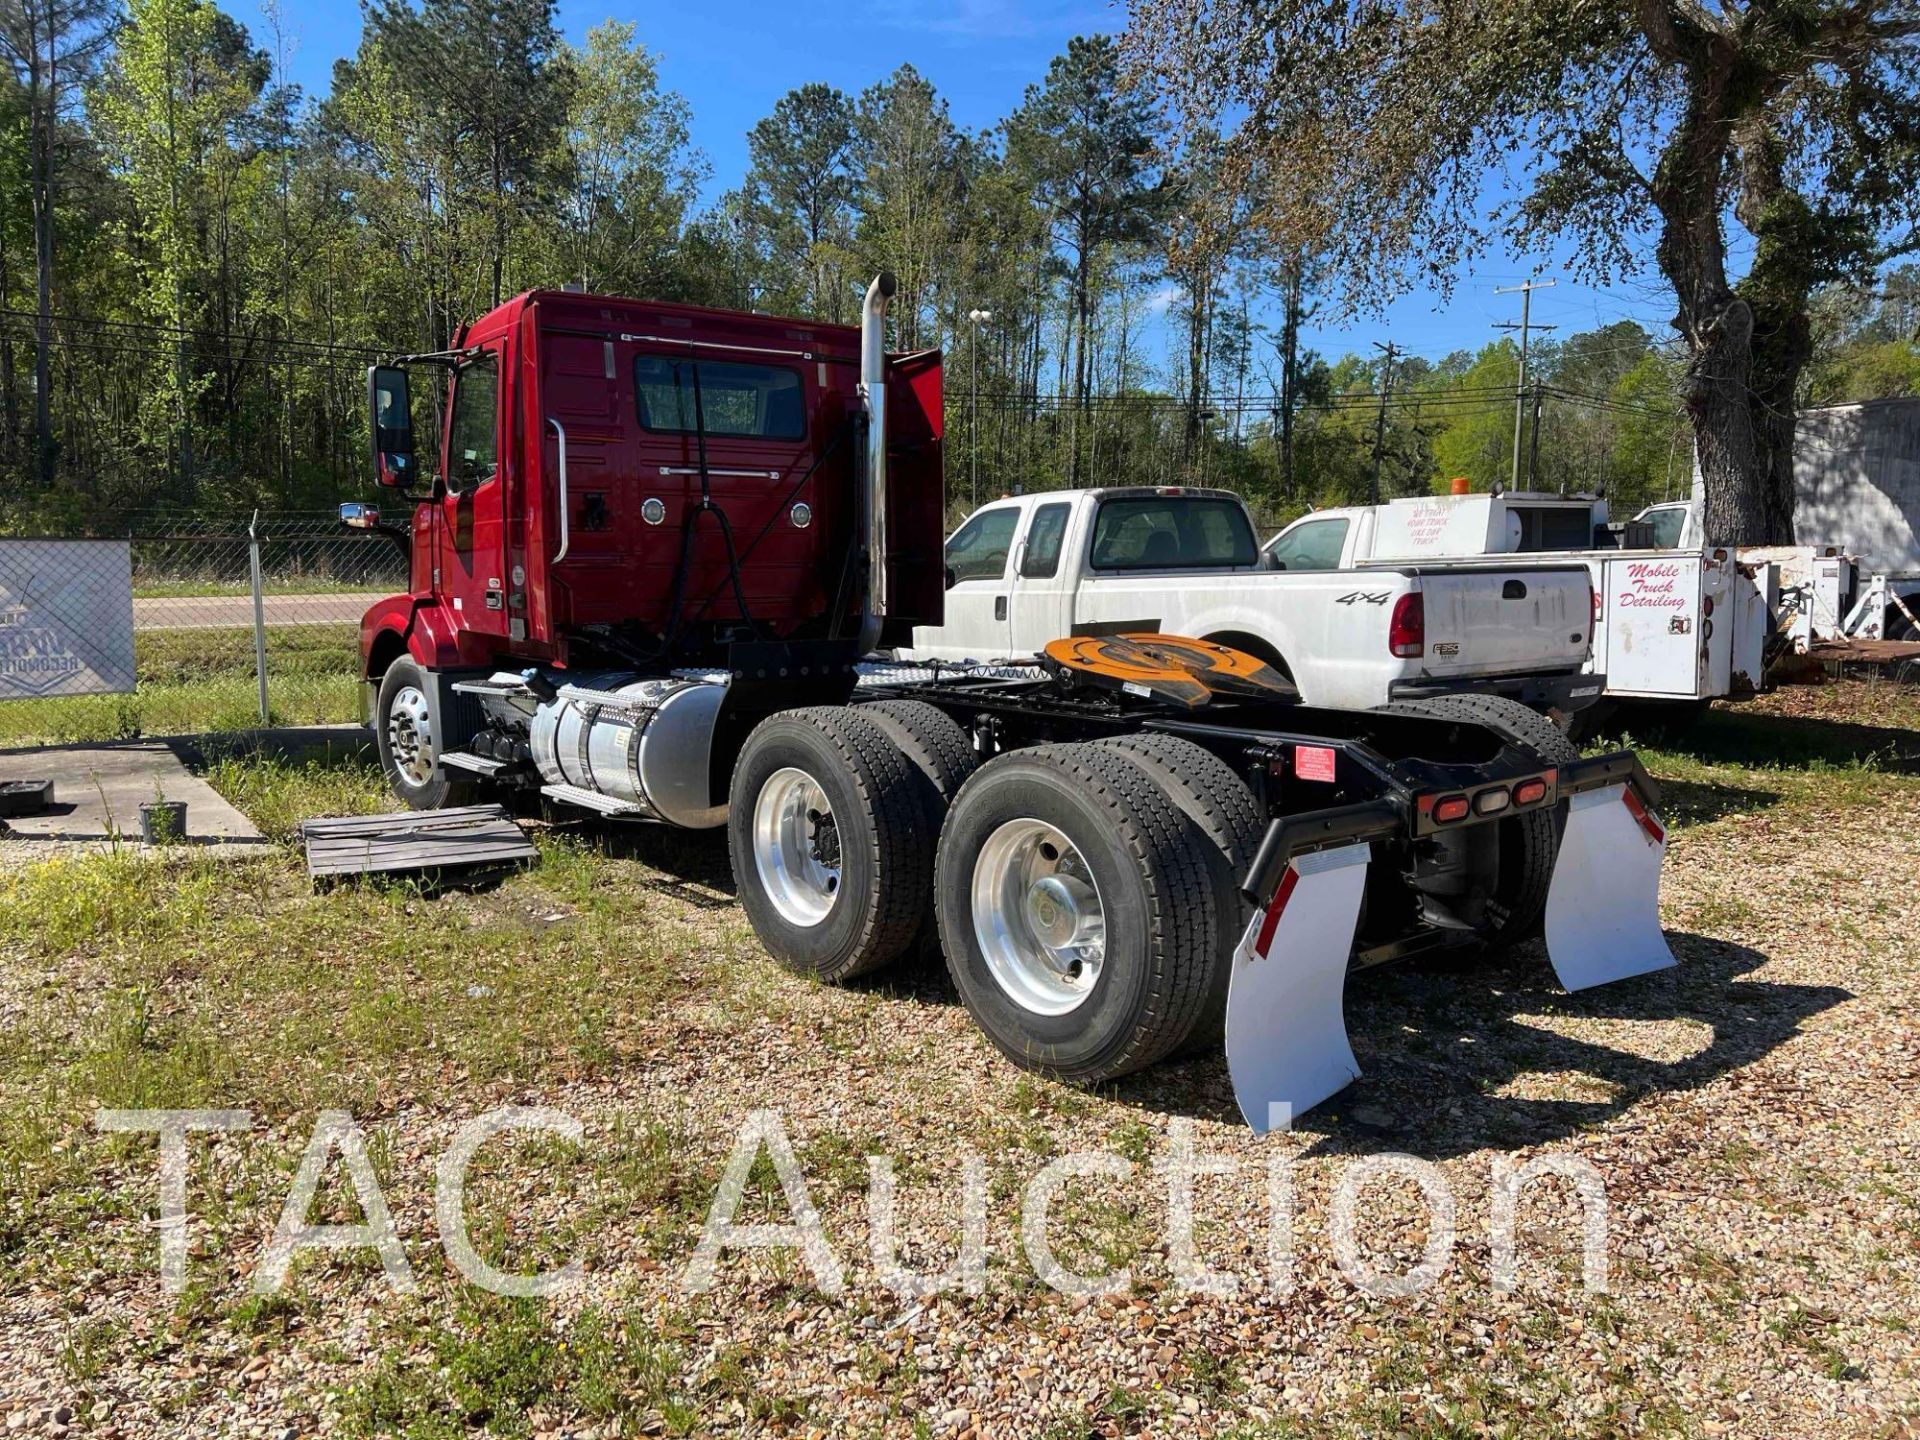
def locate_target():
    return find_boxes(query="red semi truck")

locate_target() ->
[346,273,1676,1127]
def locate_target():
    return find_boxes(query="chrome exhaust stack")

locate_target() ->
[857,272,897,655]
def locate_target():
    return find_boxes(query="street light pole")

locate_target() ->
[967,308,992,510]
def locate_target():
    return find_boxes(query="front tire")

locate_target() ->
[935,743,1217,1082]
[375,658,477,811]
[728,707,932,982]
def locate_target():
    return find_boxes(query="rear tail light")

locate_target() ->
[1433,795,1470,823]
[1474,788,1511,815]
[1703,595,1715,617]
[1513,778,1548,806]
[1389,593,1425,658]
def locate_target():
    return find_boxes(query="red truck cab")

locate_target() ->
[355,283,945,700]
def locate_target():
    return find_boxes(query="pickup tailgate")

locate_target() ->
[1406,563,1591,676]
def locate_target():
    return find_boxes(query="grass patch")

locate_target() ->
[0,625,362,746]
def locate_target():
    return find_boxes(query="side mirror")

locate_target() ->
[367,365,416,489]
[944,564,957,590]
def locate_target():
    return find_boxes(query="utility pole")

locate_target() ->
[968,308,992,510]
[1369,340,1400,506]
[1494,277,1556,492]
[1528,384,1546,490]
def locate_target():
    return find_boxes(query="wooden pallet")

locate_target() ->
[1807,638,1920,676]
[301,804,538,881]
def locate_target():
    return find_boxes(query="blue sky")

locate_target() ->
[265,0,1679,370]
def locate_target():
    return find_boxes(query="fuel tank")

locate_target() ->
[529,675,727,828]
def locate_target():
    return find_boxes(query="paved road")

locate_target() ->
[133,592,386,631]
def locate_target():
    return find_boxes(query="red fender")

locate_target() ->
[357,594,474,677]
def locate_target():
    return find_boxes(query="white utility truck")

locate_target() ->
[1264,491,1771,727]
[904,486,1604,715]
[1638,397,1920,653]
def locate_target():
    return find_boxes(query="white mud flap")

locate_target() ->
[1545,783,1677,991]
[1225,841,1372,1133]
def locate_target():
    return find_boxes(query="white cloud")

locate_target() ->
[1145,283,1184,316]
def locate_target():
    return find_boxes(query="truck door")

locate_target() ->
[1007,500,1074,652]
[1601,554,1705,697]
[915,504,1021,660]
[434,346,510,641]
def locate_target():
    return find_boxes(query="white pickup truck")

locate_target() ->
[1263,491,1771,722]
[903,486,1602,714]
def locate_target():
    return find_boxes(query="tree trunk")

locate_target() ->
[1278,261,1302,497]
[30,25,57,489]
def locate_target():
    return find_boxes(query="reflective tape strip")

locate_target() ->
[1252,865,1301,960]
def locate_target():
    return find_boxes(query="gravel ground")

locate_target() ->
[0,681,1916,1439]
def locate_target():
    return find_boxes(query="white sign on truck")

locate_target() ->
[0,539,137,700]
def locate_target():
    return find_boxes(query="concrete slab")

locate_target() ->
[0,737,271,863]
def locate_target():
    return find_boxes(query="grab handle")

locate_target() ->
[547,417,570,564]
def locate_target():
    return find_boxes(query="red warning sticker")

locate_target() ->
[1294,745,1337,783]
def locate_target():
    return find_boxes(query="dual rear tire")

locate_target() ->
[728,709,1254,1082]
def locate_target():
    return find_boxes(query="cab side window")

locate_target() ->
[1264,518,1349,571]
[947,508,1020,583]
[447,359,499,490]
[1645,507,1686,548]
[1020,503,1071,578]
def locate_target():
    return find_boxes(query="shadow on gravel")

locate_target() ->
[1104,931,1852,1158]
[1656,776,1782,828]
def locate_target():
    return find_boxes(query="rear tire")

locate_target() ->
[858,700,981,951]
[729,707,932,982]
[1091,732,1260,1052]
[1378,692,1577,948]
[935,743,1217,1082]
[375,658,477,812]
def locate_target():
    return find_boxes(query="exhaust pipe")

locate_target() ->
[857,272,896,655]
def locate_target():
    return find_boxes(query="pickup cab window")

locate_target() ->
[1265,517,1348,571]
[1089,497,1256,570]
[1516,505,1599,551]
[948,506,1019,583]
[1020,502,1071,578]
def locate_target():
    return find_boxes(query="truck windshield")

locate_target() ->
[1089,497,1257,570]
[634,355,806,439]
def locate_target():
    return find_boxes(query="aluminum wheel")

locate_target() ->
[386,684,436,787]
[971,818,1106,1016]
[752,766,841,927]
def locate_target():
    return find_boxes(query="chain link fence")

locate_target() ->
[0,511,405,749]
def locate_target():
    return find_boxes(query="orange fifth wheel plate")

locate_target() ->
[1041,633,1297,709]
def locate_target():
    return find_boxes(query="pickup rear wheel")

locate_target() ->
[729,707,932,982]
[376,658,477,811]
[935,743,1217,1082]
[1379,693,1578,949]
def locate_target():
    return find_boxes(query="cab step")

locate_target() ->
[540,782,651,818]
[439,750,515,777]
